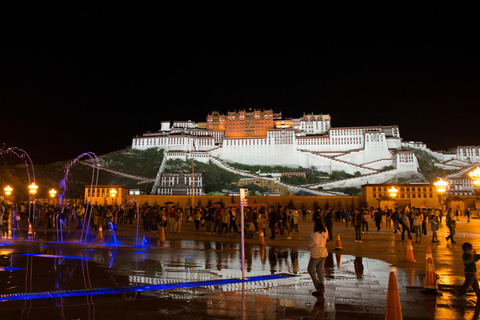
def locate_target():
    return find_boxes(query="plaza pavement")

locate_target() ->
[4,216,480,319]
[103,215,480,319]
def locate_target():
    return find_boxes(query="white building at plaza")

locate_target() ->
[131,110,479,195]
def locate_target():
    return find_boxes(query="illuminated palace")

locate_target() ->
[132,109,480,195]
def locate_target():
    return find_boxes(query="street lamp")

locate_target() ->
[468,167,480,187]
[388,186,398,198]
[110,188,117,204]
[4,185,12,196]
[434,178,449,210]
[28,183,38,195]
[49,189,57,204]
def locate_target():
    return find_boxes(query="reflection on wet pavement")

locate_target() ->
[0,239,477,319]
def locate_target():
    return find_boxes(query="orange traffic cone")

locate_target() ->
[258,231,266,246]
[28,223,33,237]
[335,233,342,250]
[98,225,103,241]
[159,226,166,243]
[423,247,439,294]
[385,271,403,320]
[405,240,416,262]
[425,246,434,272]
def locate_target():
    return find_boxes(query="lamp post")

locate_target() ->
[4,186,12,235]
[388,186,398,210]
[434,178,449,211]
[28,182,38,235]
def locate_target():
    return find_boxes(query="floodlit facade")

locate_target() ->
[131,109,479,195]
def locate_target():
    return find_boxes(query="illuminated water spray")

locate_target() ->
[117,199,141,247]
[58,152,99,244]
[0,145,36,237]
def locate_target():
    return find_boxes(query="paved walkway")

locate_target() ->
[2,216,480,319]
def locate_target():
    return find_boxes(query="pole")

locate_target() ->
[241,204,245,280]
[192,150,194,208]
[239,188,247,280]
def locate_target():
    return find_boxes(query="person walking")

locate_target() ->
[457,242,480,301]
[446,208,457,243]
[287,209,301,240]
[307,218,329,297]
[392,208,401,233]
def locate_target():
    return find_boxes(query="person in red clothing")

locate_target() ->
[168,206,177,233]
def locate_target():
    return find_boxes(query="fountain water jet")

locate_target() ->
[0,145,36,238]
[57,152,99,244]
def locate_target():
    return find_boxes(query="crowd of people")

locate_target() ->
[0,200,472,246]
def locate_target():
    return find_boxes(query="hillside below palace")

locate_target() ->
[131,109,480,195]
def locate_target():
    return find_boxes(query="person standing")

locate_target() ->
[446,208,457,243]
[353,209,362,243]
[362,209,369,234]
[374,208,382,231]
[168,206,177,233]
[413,209,423,243]
[344,209,351,227]
[194,208,202,231]
[466,208,472,223]
[430,211,440,243]
[385,209,392,229]
[400,210,412,241]
[308,218,329,297]
[175,208,183,234]
[269,207,278,239]
[324,209,333,241]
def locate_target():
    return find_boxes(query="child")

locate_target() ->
[457,242,480,301]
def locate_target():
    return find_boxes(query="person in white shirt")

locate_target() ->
[308,218,329,297]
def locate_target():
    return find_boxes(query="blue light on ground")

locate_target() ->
[0,274,295,301]
[0,267,23,271]
[37,246,49,249]
[20,253,93,260]
[132,252,143,255]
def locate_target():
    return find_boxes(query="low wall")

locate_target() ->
[124,195,364,210]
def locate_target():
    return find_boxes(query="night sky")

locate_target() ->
[0,3,479,164]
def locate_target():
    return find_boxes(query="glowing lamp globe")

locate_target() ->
[110,189,117,197]
[4,186,12,196]
[434,178,448,194]
[468,167,480,187]
[28,183,38,195]
[49,189,57,198]
[388,186,398,198]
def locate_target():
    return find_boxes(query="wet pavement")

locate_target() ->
[0,217,479,319]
